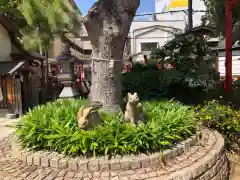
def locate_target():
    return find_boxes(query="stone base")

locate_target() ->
[9,128,229,180]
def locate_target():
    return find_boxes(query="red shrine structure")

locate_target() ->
[225,0,240,92]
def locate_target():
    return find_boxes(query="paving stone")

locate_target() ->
[64,171,75,178]
[99,160,110,172]
[119,170,135,177]
[67,158,78,171]
[21,152,30,163]
[140,158,150,168]
[88,160,99,172]
[92,171,100,178]
[110,160,121,171]
[33,155,41,166]
[12,166,30,177]
[130,161,141,170]
[85,172,92,178]
[111,176,120,180]
[57,170,66,177]
[26,153,34,165]
[74,172,84,178]
[78,159,88,172]
[101,171,110,177]
[119,177,128,180]
[0,129,229,180]
[53,177,63,180]
[44,170,59,180]
[25,169,43,180]
[120,161,130,170]
[58,159,68,169]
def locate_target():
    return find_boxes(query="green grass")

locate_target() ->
[15,99,197,157]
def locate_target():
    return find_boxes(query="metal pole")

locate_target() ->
[188,0,193,30]
[225,1,233,92]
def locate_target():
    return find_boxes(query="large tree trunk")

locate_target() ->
[83,0,140,112]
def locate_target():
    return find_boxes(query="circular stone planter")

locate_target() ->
[11,128,228,180]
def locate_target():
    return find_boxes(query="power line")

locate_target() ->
[135,10,206,17]
[128,37,173,39]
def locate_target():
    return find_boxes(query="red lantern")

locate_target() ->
[78,64,84,82]
[124,64,131,72]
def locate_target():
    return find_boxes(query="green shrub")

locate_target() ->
[122,63,218,105]
[195,100,240,151]
[122,63,182,100]
[217,79,240,108]
[16,99,197,157]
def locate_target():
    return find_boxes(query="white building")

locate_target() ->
[128,20,183,63]
[78,0,207,63]
[126,0,206,62]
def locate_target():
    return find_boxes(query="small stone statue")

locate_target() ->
[124,92,144,125]
[77,106,102,130]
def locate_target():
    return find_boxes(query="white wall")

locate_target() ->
[134,29,174,53]
[0,25,11,61]
[80,20,183,54]
[71,24,92,50]
[219,56,240,76]
[192,0,206,27]
[129,21,177,54]
[218,51,240,76]
[130,20,185,32]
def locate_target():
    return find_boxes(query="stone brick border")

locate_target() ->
[11,132,199,172]
[0,128,227,179]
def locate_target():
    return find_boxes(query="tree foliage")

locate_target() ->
[0,0,82,51]
[150,29,219,90]
[0,0,26,29]
[201,0,240,41]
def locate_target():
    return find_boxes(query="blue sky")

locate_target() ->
[75,0,155,16]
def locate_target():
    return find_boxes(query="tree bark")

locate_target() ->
[83,0,140,112]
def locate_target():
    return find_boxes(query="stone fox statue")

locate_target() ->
[124,92,144,125]
[77,106,102,130]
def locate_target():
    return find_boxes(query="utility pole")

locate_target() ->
[188,0,193,30]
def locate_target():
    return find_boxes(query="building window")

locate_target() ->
[141,42,158,51]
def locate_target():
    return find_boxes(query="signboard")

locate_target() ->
[155,0,188,20]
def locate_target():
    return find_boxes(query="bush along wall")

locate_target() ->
[123,28,220,105]
[122,63,219,105]
[195,99,240,152]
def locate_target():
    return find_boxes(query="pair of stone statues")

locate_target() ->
[77,92,144,130]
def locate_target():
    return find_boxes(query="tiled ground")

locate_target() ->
[0,117,234,180]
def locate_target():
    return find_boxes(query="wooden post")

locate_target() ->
[225,1,233,92]
[225,0,240,92]
[188,0,193,30]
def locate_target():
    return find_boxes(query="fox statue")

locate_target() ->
[124,92,145,125]
[77,106,102,130]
